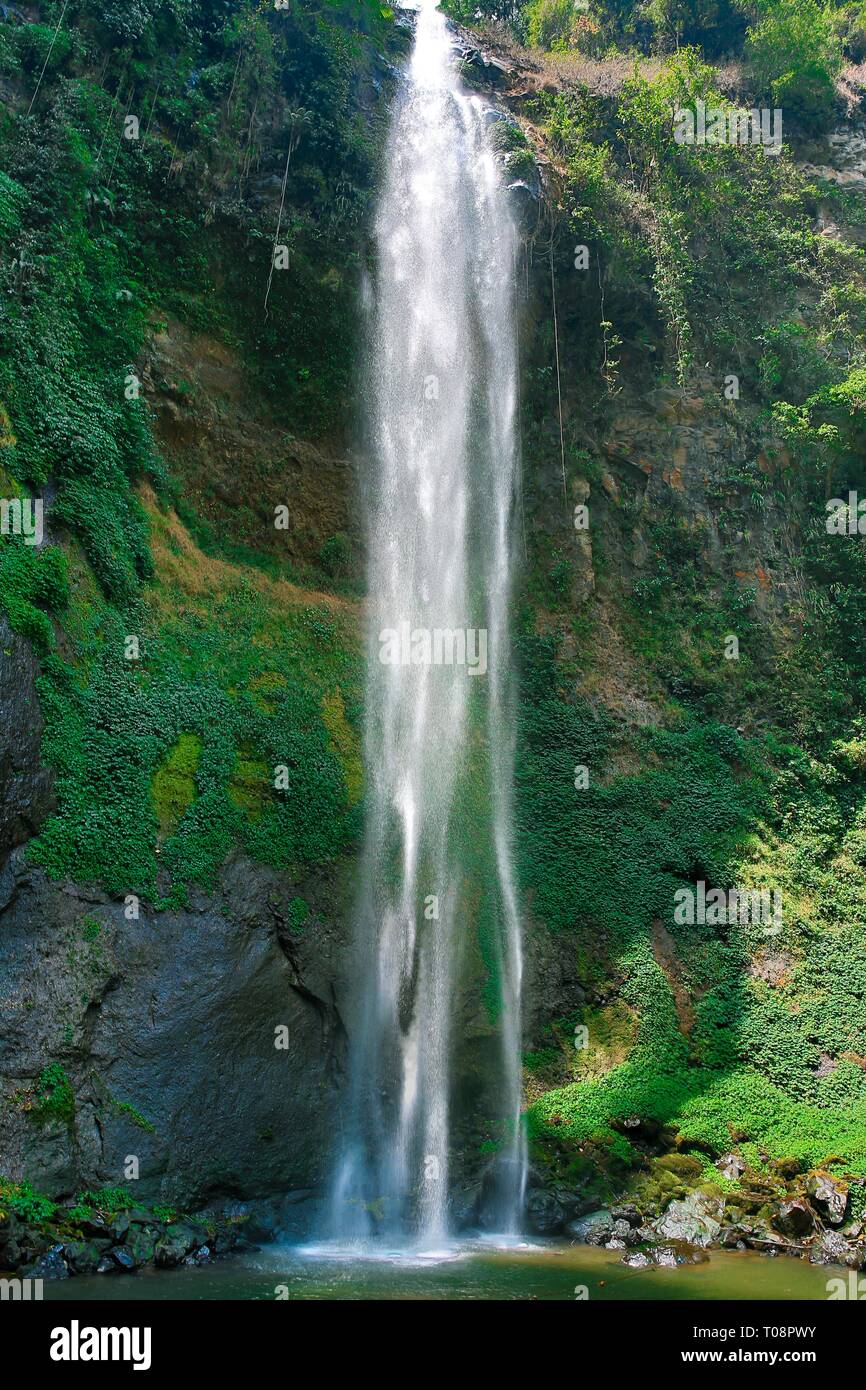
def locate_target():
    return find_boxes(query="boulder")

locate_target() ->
[806,1172,848,1225]
[62,1239,112,1275]
[154,1222,203,1269]
[621,1250,653,1269]
[111,1246,137,1272]
[772,1197,816,1239]
[653,1192,724,1248]
[566,1210,612,1245]
[124,1226,156,1267]
[183,1244,212,1266]
[525,1188,567,1236]
[809,1230,865,1270]
[22,1244,68,1280]
[610,1203,643,1227]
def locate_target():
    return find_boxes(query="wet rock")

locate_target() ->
[0,848,349,1209]
[22,1244,68,1280]
[610,1203,643,1227]
[154,1222,203,1268]
[457,1188,487,1229]
[106,1213,131,1242]
[74,1213,111,1240]
[739,1218,789,1252]
[806,1172,848,1225]
[506,181,540,237]
[525,1187,567,1235]
[773,1197,816,1239]
[653,1192,724,1248]
[718,1225,746,1249]
[183,1244,212,1266]
[111,1245,137,1272]
[124,1226,156,1267]
[717,1153,746,1180]
[62,1239,113,1275]
[566,1209,612,1245]
[609,1217,641,1247]
[809,1230,864,1270]
[672,1243,710,1265]
[474,1155,528,1230]
[621,1249,653,1269]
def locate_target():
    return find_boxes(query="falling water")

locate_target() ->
[328,0,525,1249]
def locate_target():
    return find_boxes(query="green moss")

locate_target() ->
[287,897,310,932]
[228,752,271,820]
[573,1001,638,1081]
[152,734,203,835]
[29,538,364,903]
[524,1046,561,1073]
[112,1099,156,1134]
[29,1063,74,1126]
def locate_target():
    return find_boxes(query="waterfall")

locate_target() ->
[328,0,525,1250]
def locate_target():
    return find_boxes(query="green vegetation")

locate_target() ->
[0,0,377,904]
[29,1063,75,1124]
[28,526,363,904]
[112,1099,156,1133]
[0,1177,58,1225]
[455,0,860,129]
[499,11,866,1196]
[68,1186,133,1219]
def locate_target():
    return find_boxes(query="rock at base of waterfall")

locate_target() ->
[525,1188,568,1235]
[566,1209,612,1245]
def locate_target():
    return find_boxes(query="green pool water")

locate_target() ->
[42,1241,841,1301]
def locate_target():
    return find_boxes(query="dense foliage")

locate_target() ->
[0,0,385,904]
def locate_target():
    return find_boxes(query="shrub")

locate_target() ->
[745,0,841,132]
[525,0,579,50]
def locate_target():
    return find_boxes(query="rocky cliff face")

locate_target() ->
[0,822,352,1210]
[0,617,55,862]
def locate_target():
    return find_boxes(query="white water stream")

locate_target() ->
[328,0,525,1249]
